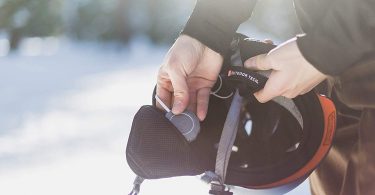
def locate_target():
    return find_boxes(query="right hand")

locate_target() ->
[244,38,327,103]
[156,35,223,121]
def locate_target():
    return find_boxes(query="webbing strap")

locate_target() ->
[215,90,243,184]
[211,38,245,187]
[128,176,144,195]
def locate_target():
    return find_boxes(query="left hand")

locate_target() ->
[156,35,223,121]
[244,37,327,103]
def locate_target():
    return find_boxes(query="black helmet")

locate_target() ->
[126,34,336,195]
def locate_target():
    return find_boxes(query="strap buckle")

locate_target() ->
[128,176,144,195]
[209,183,233,195]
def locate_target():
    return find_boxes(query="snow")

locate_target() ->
[0,38,310,195]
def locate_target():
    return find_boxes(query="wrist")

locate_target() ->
[178,34,223,63]
[292,39,327,79]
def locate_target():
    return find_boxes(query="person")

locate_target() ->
[156,0,375,194]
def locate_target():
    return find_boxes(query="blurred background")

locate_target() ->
[0,0,310,194]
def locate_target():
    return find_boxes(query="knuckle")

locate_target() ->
[164,55,181,71]
[173,90,187,98]
[197,97,209,105]
[167,55,179,67]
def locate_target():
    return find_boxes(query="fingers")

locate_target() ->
[244,54,272,71]
[196,87,211,121]
[188,90,197,114]
[253,72,285,103]
[253,68,325,102]
[254,89,273,103]
[246,38,327,103]
[156,85,173,111]
[244,39,274,71]
[243,53,275,102]
[169,71,189,114]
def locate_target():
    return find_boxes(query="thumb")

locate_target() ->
[244,54,272,71]
[169,71,189,114]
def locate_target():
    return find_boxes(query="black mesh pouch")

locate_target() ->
[126,105,213,179]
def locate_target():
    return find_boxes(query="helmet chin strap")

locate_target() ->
[204,90,243,195]
[128,176,144,195]
[203,36,304,194]
[202,38,244,195]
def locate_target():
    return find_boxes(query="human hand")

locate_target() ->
[244,37,327,103]
[156,35,223,121]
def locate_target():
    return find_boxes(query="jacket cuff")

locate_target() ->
[181,0,256,56]
[296,4,374,76]
[297,35,352,76]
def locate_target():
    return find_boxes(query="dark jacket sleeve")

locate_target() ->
[295,0,375,76]
[181,0,257,56]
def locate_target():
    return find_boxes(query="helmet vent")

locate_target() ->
[244,120,253,136]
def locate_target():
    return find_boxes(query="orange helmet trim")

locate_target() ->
[246,94,336,189]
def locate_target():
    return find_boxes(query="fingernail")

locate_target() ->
[198,113,206,121]
[172,100,183,114]
[196,110,204,121]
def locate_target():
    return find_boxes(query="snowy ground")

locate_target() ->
[0,38,310,195]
